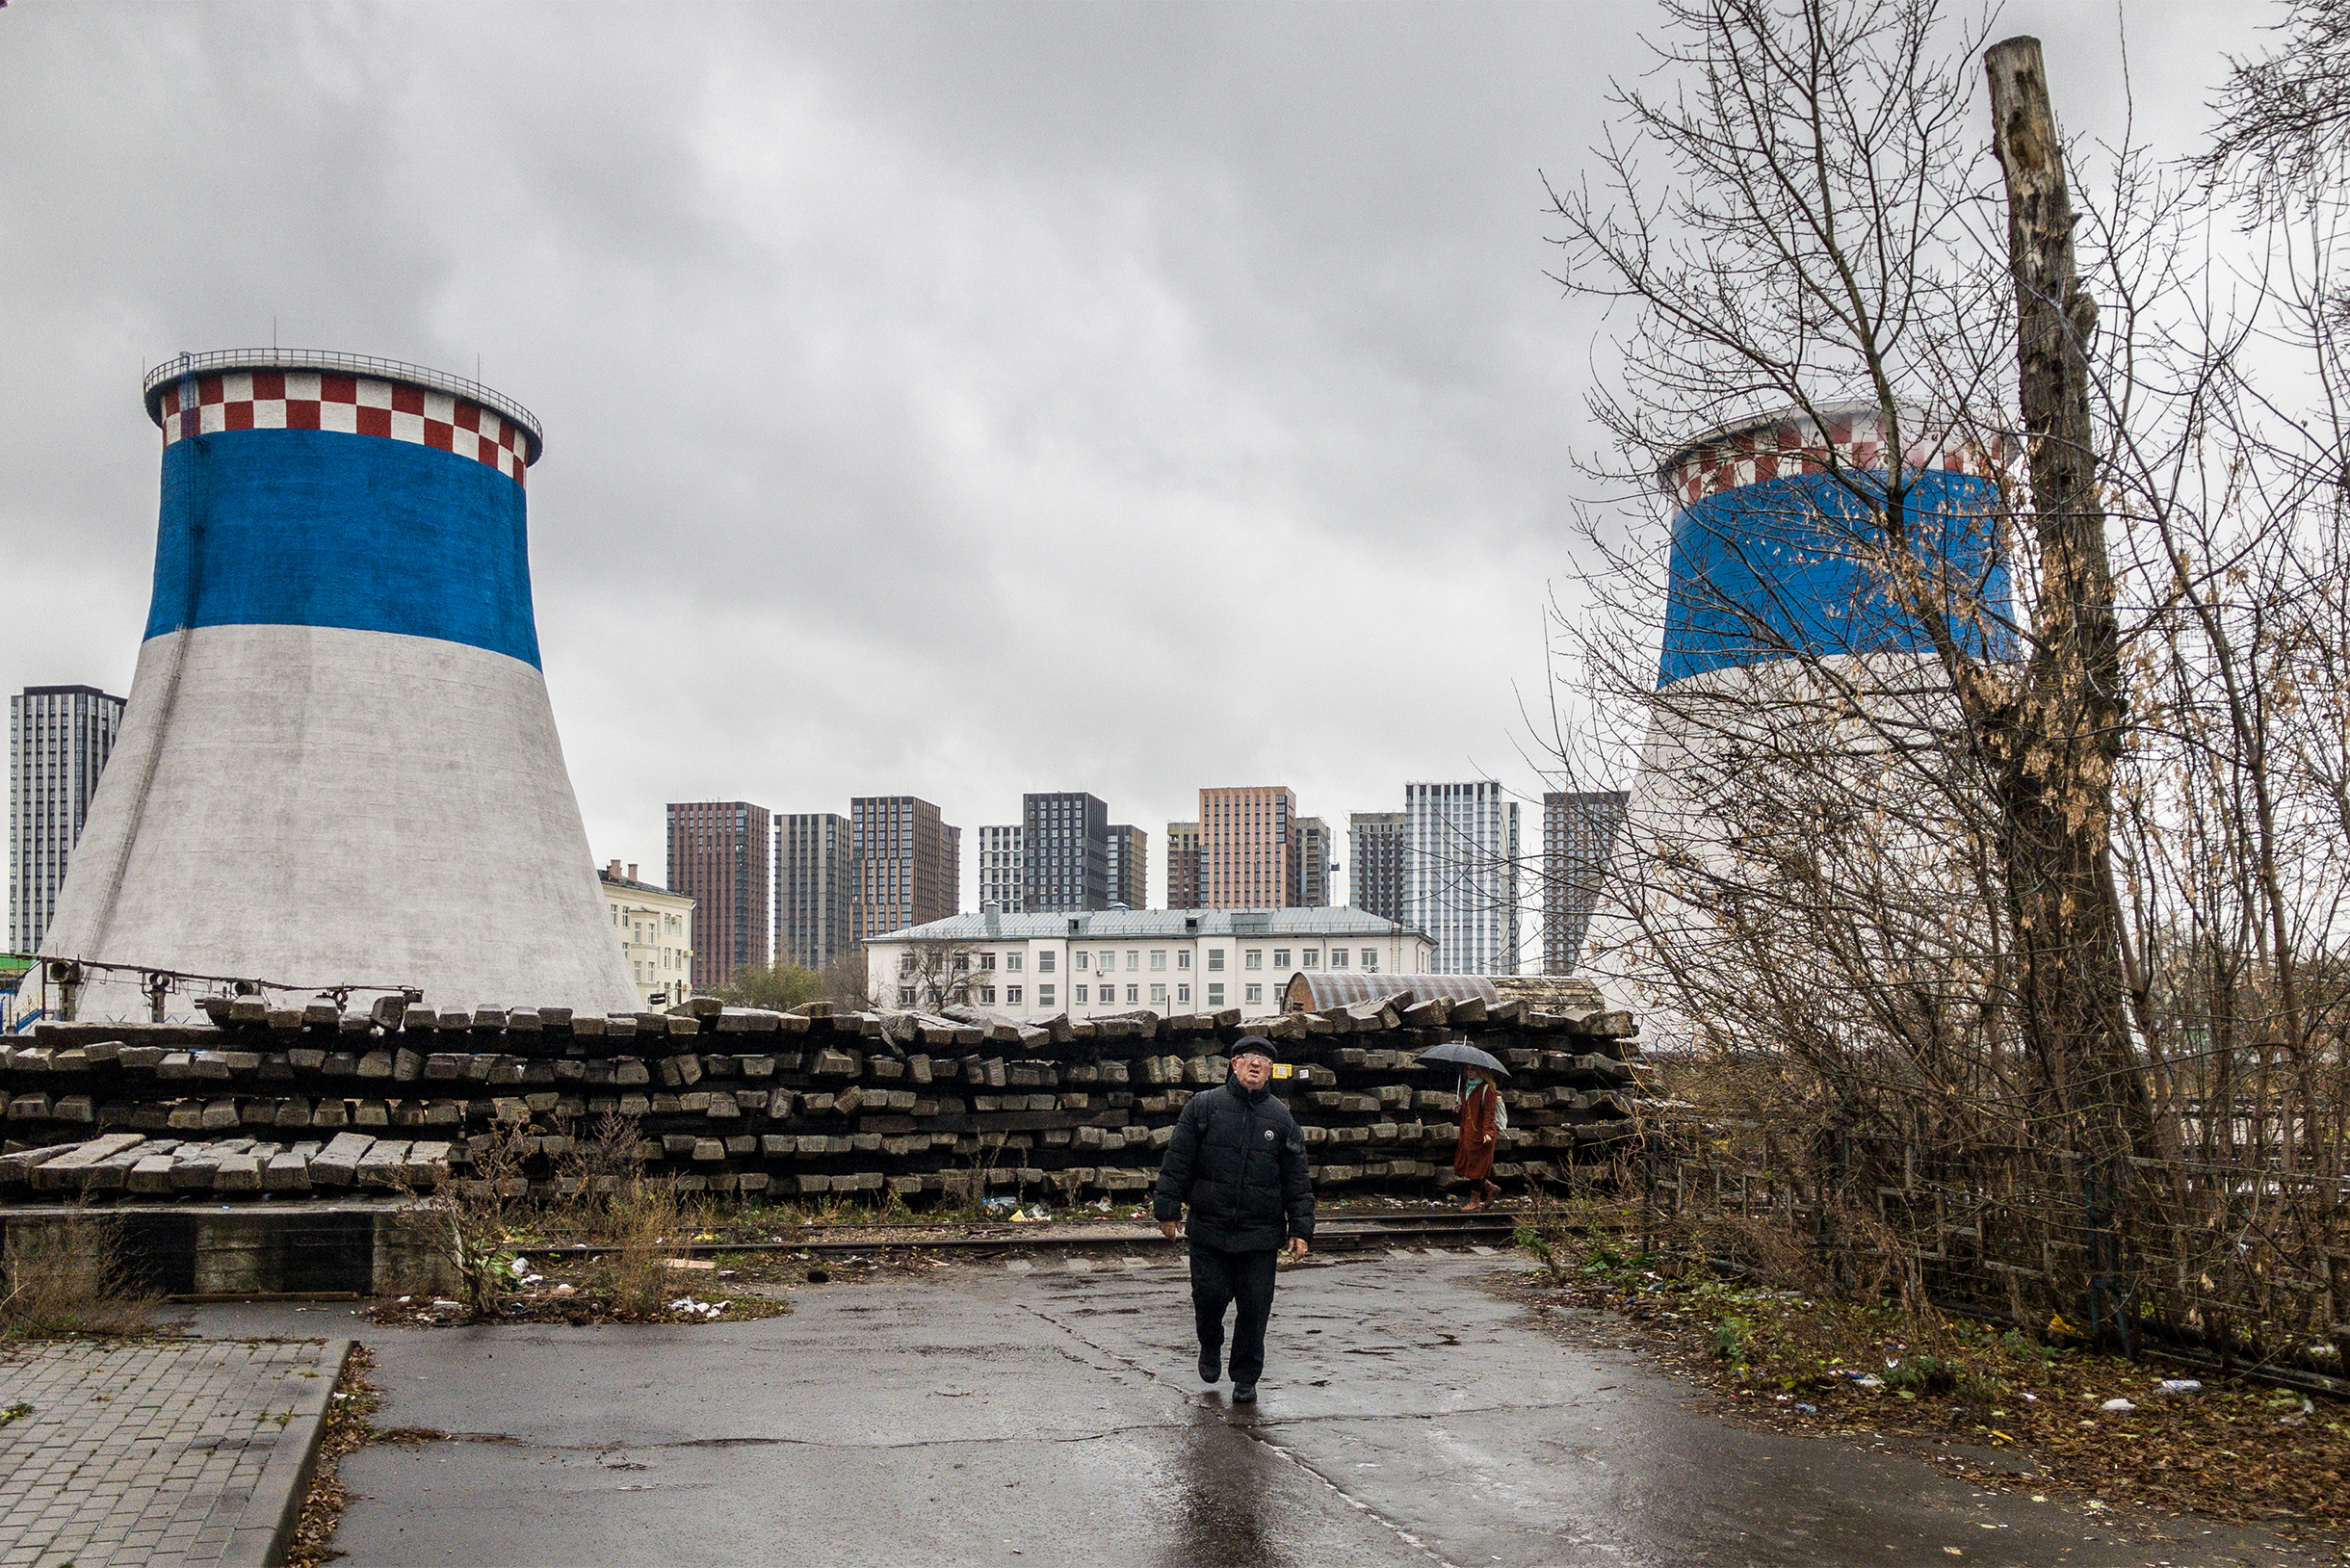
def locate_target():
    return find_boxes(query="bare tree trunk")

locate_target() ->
[1983,38,2152,1163]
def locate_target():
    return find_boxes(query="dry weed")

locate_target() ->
[0,1212,159,1338]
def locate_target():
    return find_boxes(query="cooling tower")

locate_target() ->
[1580,404,2008,1008]
[39,351,638,1021]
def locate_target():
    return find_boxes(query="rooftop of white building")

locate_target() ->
[870,908,1428,943]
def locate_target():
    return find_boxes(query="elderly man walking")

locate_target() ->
[1153,1034,1315,1404]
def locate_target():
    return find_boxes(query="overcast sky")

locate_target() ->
[0,0,2273,913]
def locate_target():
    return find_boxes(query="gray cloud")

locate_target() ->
[0,0,2274,906]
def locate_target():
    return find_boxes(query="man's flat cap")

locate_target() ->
[1230,1034,1277,1062]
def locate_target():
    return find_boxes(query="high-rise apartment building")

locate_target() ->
[1200,786,1295,909]
[1403,781,1520,974]
[1022,793,1108,912]
[775,812,855,971]
[1104,823,1147,910]
[10,686,126,954]
[1164,822,1202,909]
[667,801,771,991]
[852,796,958,939]
[1349,812,1405,921]
[1542,791,1629,974]
[979,824,1023,913]
[1290,817,1333,908]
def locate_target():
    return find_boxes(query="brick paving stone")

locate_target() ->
[0,1339,338,1568]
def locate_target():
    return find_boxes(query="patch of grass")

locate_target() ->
[0,1214,160,1339]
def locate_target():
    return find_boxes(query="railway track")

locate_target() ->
[522,1210,1536,1261]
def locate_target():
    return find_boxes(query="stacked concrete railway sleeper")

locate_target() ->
[0,990,1646,1203]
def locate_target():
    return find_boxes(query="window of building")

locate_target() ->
[1207,983,1225,1006]
[1005,953,1023,972]
[1243,949,1262,970]
[1330,948,1348,968]
[1006,985,1023,1005]
[1245,983,1263,1005]
[953,954,970,972]
[1149,983,1166,1006]
[899,954,916,974]
[1126,951,1139,971]
[1362,948,1377,970]
[1125,984,1139,1005]
[1074,984,1088,1004]
[1301,949,1319,968]
[1272,948,1291,967]
[1177,983,1190,1005]
[1037,951,1056,973]
[1075,952,1089,970]
[1037,984,1054,1006]
[1149,951,1166,971]
[1099,951,1115,971]
[979,986,997,1005]
[1176,950,1190,970]
[898,987,915,1006]
[1207,949,1225,972]
[980,953,997,970]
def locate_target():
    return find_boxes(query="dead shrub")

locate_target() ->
[587,1179,687,1319]
[550,1111,650,1241]
[0,1212,159,1337]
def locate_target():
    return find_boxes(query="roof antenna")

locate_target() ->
[272,316,276,350]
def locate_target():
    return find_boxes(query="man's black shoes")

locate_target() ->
[1199,1349,1220,1384]
[1232,1384,1258,1404]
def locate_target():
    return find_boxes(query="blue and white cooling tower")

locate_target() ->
[1581,404,2010,1003]
[39,351,638,1020]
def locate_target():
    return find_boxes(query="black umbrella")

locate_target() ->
[1414,1040,1510,1078]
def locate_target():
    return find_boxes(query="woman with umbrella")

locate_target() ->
[1416,1041,1508,1212]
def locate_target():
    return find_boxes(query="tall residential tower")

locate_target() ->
[852,796,958,939]
[1402,781,1520,974]
[9,686,125,954]
[1541,791,1628,974]
[1199,786,1294,909]
[1348,812,1405,922]
[668,800,771,990]
[775,812,855,971]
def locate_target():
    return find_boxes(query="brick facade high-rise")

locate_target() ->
[1022,792,1108,912]
[775,812,855,971]
[1199,786,1295,909]
[852,796,958,939]
[1104,823,1147,911]
[667,800,771,991]
[1164,822,1202,909]
[1542,791,1628,974]
[9,685,125,954]
[1348,812,1405,921]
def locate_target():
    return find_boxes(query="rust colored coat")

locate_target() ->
[1453,1081,1500,1183]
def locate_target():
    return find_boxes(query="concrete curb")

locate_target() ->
[222,1337,353,1568]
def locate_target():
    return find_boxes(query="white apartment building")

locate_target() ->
[864,908,1436,1021]
[1403,781,1520,974]
[600,862,695,1007]
[978,823,1023,913]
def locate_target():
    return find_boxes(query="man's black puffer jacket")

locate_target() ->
[1153,1078,1315,1252]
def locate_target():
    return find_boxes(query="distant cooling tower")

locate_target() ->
[39,351,638,1020]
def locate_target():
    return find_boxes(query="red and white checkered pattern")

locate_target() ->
[158,371,530,485]
[1665,410,2003,507]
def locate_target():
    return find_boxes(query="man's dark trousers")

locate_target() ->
[1190,1242,1279,1386]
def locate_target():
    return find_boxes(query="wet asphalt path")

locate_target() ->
[189,1256,2289,1567]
